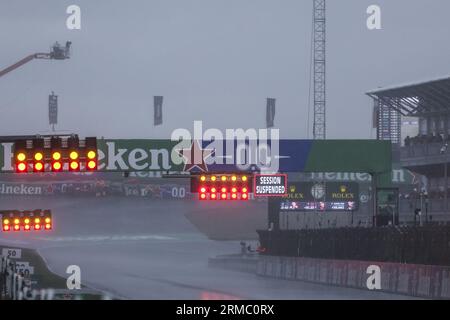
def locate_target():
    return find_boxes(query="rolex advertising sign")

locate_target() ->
[326,183,358,202]
[281,182,359,211]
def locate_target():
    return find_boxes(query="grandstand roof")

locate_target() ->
[366,76,450,116]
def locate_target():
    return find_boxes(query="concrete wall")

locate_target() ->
[208,254,258,273]
[256,255,450,299]
[209,254,450,299]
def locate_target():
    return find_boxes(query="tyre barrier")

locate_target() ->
[256,255,450,299]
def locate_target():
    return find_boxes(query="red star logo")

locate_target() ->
[176,140,214,172]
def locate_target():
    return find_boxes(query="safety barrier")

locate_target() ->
[0,180,191,199]
[1,255,112,300]
[256,255,450,299]
[1,255,55,300]
[208,254,258,273]
[258,226,450,266]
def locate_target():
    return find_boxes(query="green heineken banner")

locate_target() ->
[0,139,183,173]
[0,139,392,175]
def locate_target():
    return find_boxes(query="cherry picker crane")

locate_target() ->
[0,41,71,78]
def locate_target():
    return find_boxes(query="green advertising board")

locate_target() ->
[0,139,392,179]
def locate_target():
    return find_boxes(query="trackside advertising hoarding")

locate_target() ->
[0,180,191,199]
[279,182,360,211]
[0,139,392,174]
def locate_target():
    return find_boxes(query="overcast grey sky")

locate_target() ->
[0,0,449,139]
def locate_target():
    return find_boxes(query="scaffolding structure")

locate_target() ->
[312,0,326,140]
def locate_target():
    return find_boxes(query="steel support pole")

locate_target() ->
[372,173,377,227]
[445,161,448,213]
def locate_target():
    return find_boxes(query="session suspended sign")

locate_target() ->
[254,174,287,197]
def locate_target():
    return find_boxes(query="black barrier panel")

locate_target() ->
[257,226,450,266]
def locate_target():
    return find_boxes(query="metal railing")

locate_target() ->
[400,199,448,213]
[401,142,448,159]
[1,256,55,300]
[1,255,112,300]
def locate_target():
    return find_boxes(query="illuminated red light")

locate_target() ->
[53,162,62,171]
[24,225,30,231]
[45,224,52,230]
[197,173,251,201]
[70,161,79,170]
[14,225,20,231]
[34,162,44,172]
[3,225,10,231]
[87,160,97,170]
[17,163,27,172]
[34,224,41,230]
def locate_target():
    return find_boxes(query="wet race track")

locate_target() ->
[0,195,416,299]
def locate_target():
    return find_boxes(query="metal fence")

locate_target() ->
[258,225,450,266]
[1,256,55,300]
[1,255,112,300]
[400,199,447,214]
[401,142,446,159]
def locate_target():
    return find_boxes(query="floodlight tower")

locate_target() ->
[312,0,326,140]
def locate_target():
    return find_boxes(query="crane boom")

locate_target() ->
[0,41,71,79]
[0,53,51,78]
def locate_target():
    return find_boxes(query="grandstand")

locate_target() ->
[367,76,450,222]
